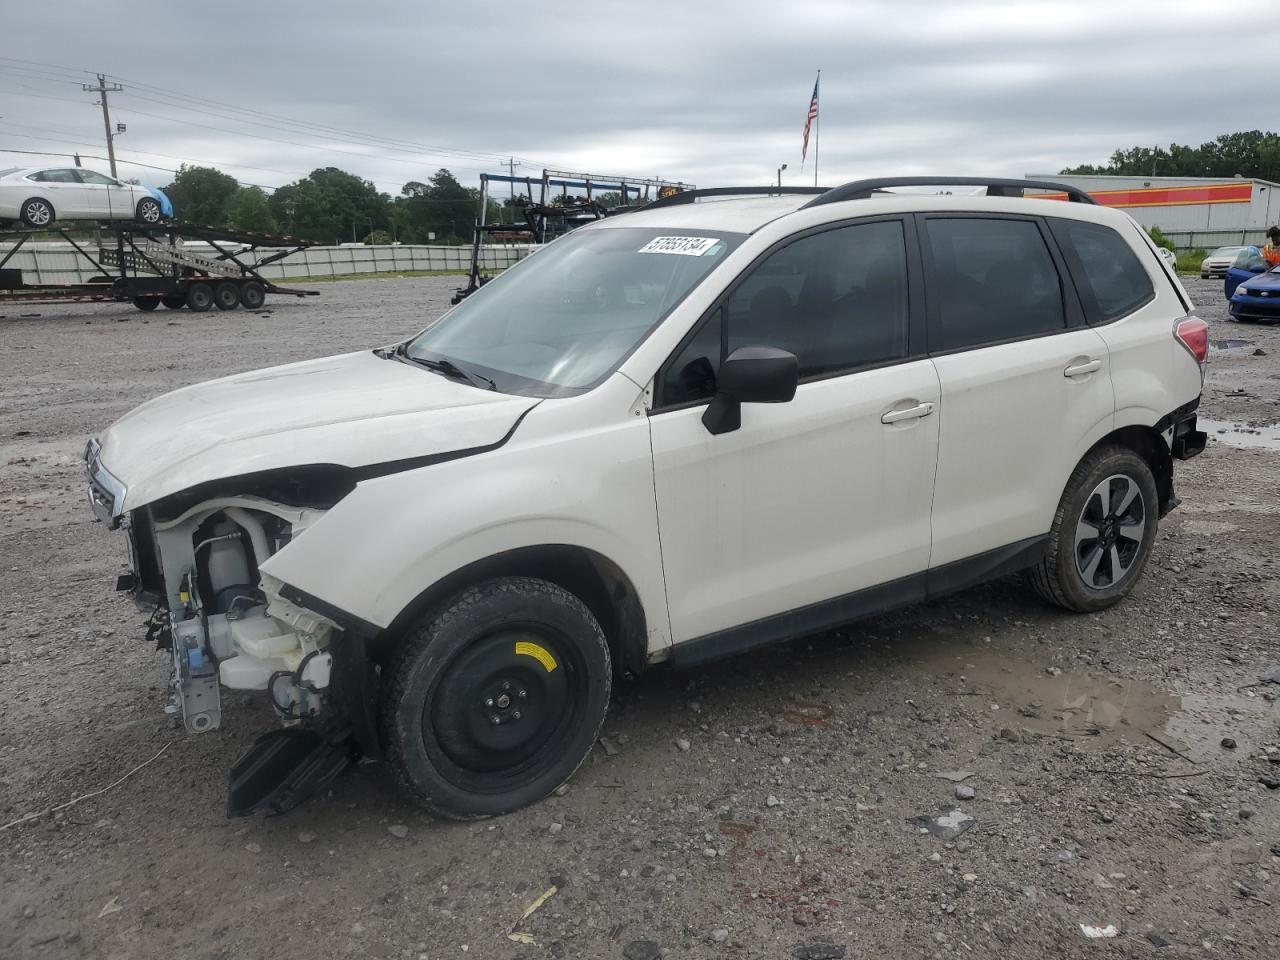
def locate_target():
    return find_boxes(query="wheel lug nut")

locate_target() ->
[512,711,521,720]
[485,698,494,708]
[490,715,501,725]
[518,689,527,699]
[502,681,511,691]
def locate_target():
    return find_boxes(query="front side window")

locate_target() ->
[660,220,910,404]
[1049,219,1154,323]
[925,217,1064,351]
[77,170,117,186]
[405,226,743,396]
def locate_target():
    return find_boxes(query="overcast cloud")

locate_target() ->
[2,1,1275,195]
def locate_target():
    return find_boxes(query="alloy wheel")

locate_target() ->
[1074,474,1146,589]
[24,200,51,226]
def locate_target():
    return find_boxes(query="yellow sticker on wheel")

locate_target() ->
[515,641,558,673]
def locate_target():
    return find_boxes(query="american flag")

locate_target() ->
[802,75,819,162]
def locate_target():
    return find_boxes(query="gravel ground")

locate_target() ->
[2,276,1279,960]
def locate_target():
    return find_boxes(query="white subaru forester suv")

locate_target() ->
[85,178,1209,819]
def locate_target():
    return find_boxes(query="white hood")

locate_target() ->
[98,350,538,512]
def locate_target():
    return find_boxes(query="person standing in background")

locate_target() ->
[1263,226,1280,266]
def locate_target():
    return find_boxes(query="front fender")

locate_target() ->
[260,410,671,652]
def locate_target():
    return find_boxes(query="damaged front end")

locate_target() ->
[85,441,369,816]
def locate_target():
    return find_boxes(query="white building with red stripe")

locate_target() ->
[1026,174,1280,249]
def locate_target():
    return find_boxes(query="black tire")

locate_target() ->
[185,282,214,313]
[161,293,185,309]
[381,577,611,819]
[1030,445,1159,612]
[213,281,240,311]
[20,197,54,228]
[135,196,162,224]
[238,280,266,310]
[132,296,160,311]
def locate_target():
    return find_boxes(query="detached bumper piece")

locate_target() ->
[227,727,359,818]
[1172,416,1207,461]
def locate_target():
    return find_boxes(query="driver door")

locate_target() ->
[648,218,940,649]
[76,169,132,219]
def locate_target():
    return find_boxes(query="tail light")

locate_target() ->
[1175,316,1208,365]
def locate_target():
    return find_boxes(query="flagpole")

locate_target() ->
[814,69,820,187]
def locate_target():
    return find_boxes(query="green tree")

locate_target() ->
[163,164,240,226]
[394,169,480,243]
[1061,130,1280,181]
[226,186,276,233]
[269,167,391,243]
[1147,226,1174,251]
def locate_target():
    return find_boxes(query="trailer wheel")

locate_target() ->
[185,282,214,313]
[214,281,240,311]
[132,296,160,311]
[238,281,266,310]
[161,293,185,309]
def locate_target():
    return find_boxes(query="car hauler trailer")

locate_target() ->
[451,169,693,303]
[0,220,318,311]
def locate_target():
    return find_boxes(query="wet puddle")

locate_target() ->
[1198,418,1280,451]
[911,643,1181,751]
[1212,338,1254,350]
[905,642,1280,760]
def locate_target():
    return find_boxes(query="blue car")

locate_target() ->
[1223,246,1268,301]
[1229,260,1280,322]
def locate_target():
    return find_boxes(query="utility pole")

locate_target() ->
[82,74,123,177]
[507,157,521,201]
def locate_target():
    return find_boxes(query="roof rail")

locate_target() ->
[631,185,829,212]
[801,177,1097,208]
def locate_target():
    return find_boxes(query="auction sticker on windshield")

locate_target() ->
[638,236,720,256]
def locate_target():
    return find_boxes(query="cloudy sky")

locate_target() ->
[2,1,1275,196]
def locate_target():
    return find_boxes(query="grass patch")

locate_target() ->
[278,269,472,283]
[1175,248,1207,276]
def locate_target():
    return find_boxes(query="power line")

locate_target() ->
[0,59,550,169]
[0,57,573,187]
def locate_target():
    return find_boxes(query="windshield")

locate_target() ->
[405,226,744,396]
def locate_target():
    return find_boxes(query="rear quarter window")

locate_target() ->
[1049,219,1155,324]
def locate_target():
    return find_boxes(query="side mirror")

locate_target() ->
[701,345,799,435]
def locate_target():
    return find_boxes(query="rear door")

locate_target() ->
[921,214,1113,571]
[27,168,100,218]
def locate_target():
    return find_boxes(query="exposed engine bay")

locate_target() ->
[130,496,334,734]
[89,440,366,816]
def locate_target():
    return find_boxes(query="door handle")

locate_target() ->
[881,401,935,424]
[1064,358,1102,377]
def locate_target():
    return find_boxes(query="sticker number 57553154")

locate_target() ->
[638,236,719,256]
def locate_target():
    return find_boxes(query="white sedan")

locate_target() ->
[0,166,169,227]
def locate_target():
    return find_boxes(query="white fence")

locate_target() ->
[1162,229,1268,251]
[0,241,537,286]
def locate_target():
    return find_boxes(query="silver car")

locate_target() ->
[1200,245,1247,279]
[0,165,166,227]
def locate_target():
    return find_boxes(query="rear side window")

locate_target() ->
[924,217,1064,351]
[29,169,81,183]
[1049,219,1154,323]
